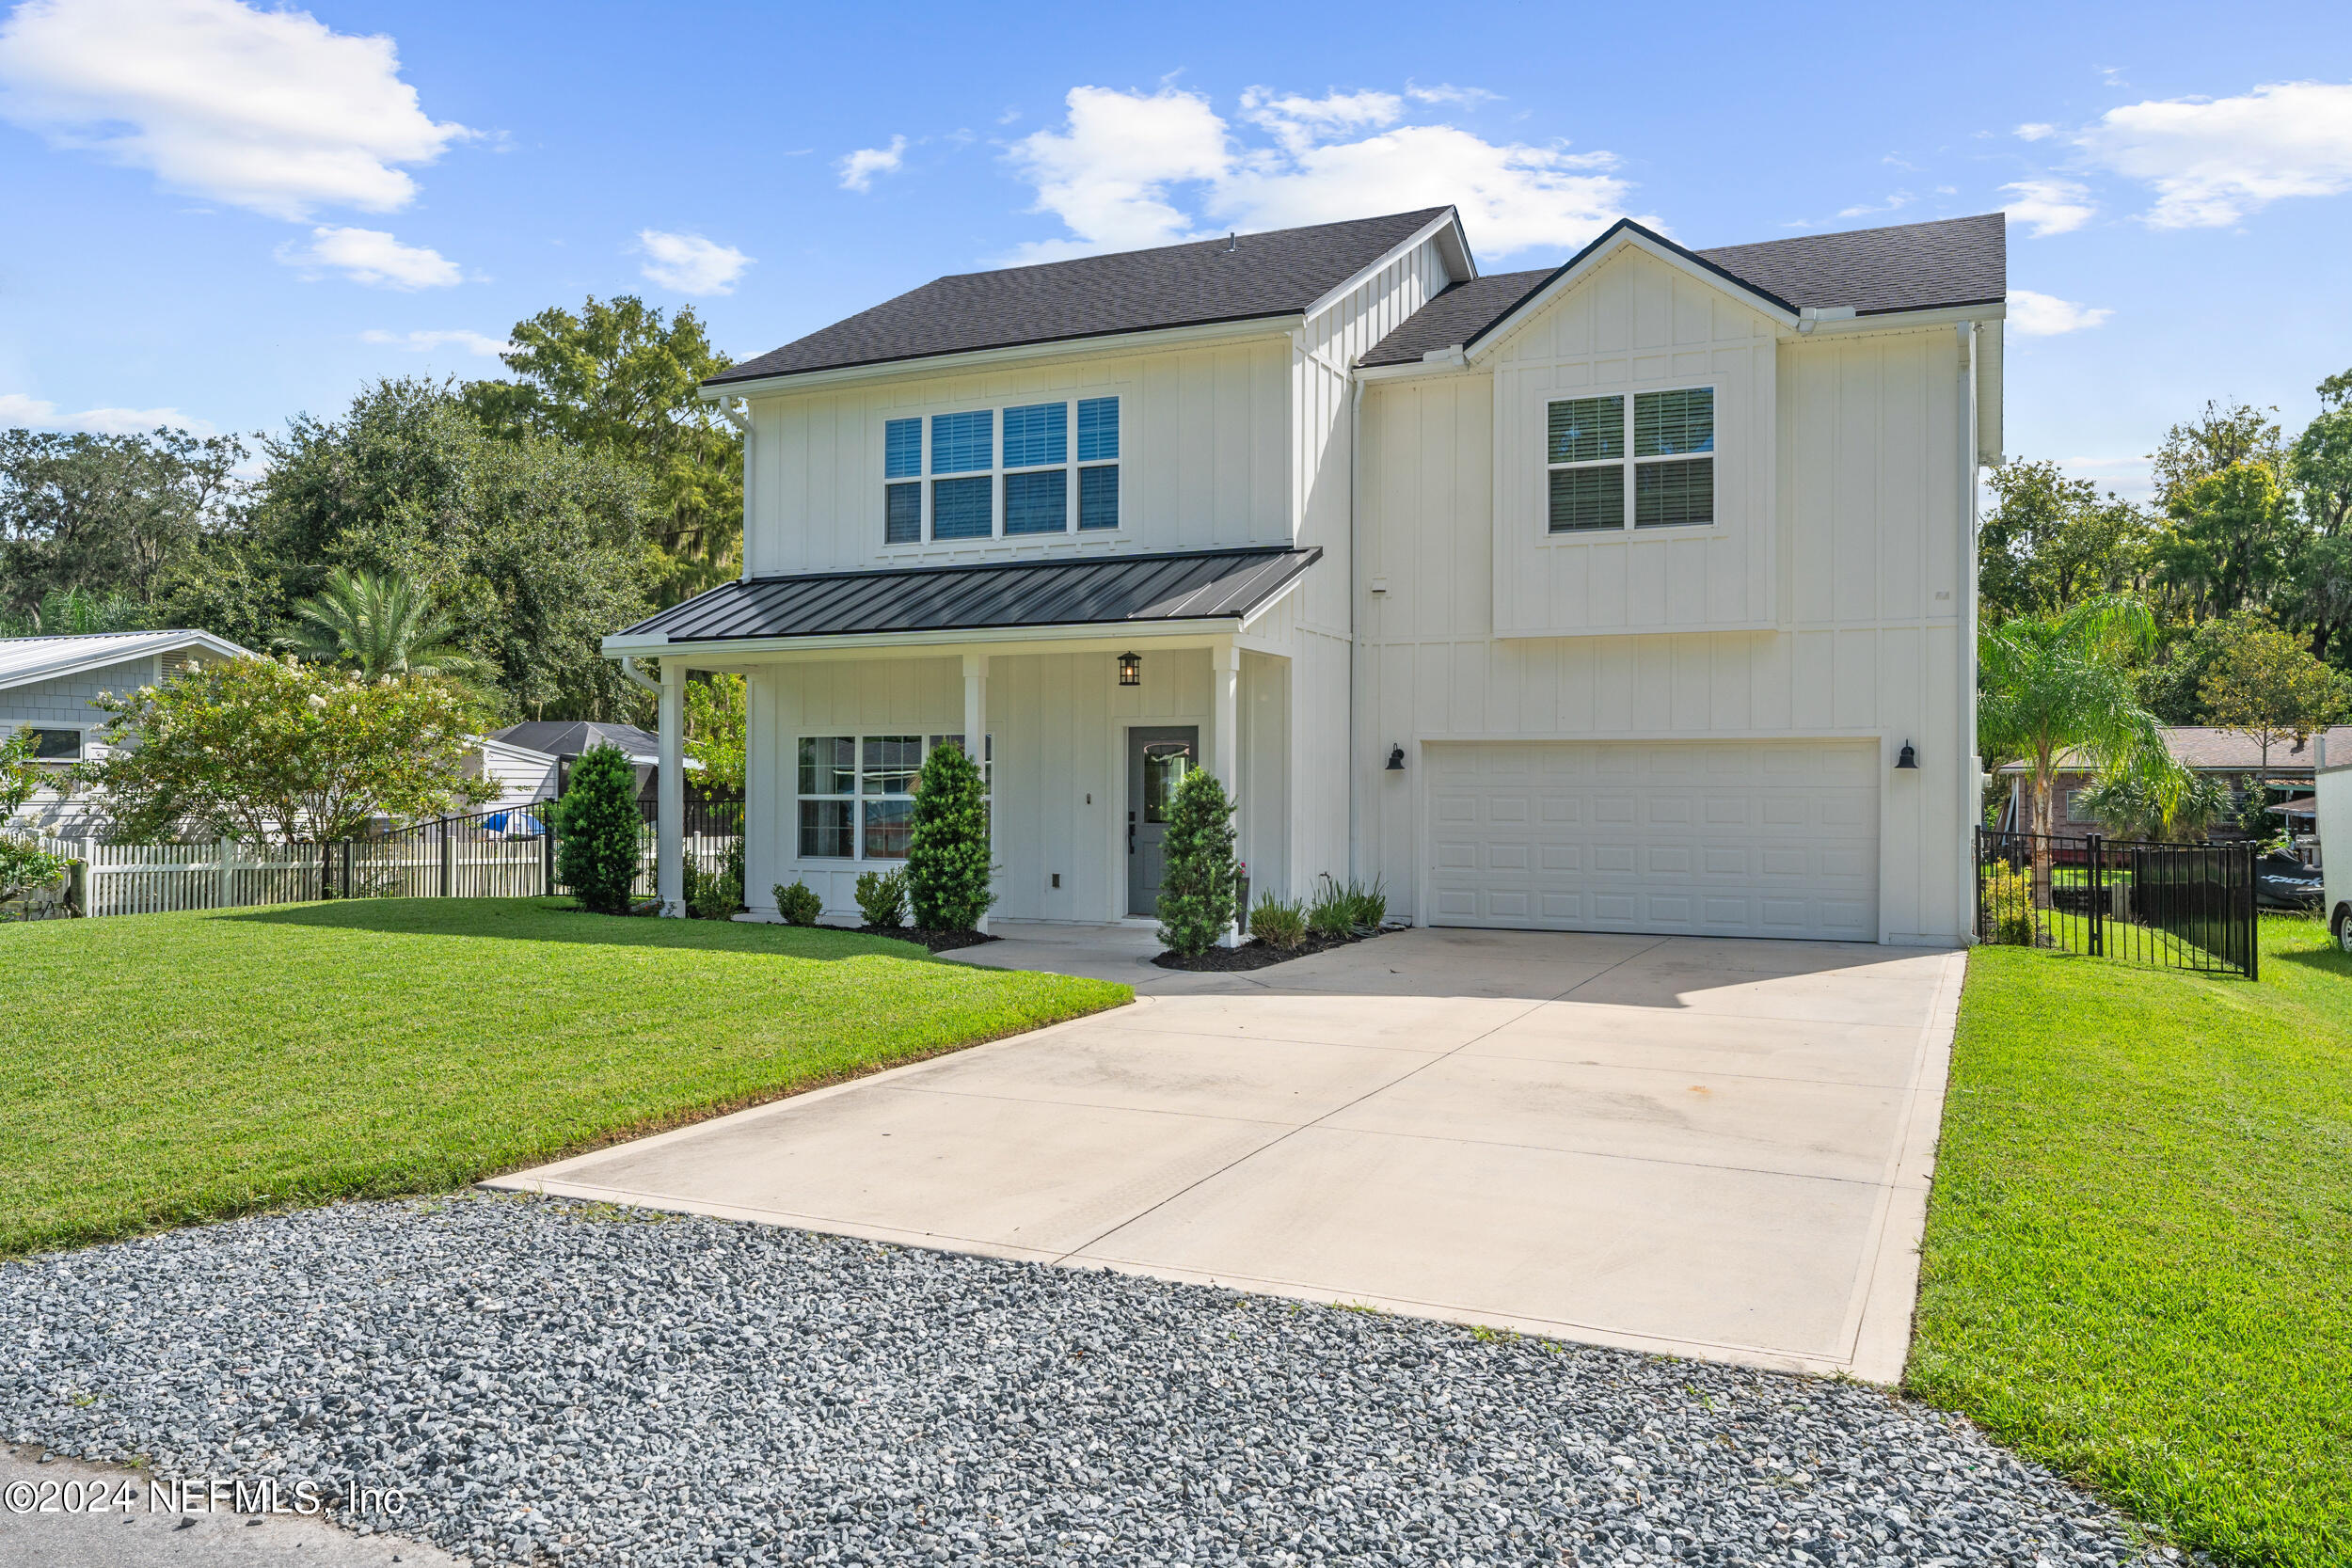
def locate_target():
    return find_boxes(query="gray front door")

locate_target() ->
[1127,726,1199,915]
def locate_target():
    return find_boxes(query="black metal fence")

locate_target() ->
[1975,828,2259,979]
[311,797,744,904]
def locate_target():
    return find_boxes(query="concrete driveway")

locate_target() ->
[494,925,1960,1382]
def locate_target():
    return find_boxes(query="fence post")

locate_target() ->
[439,819,454,898]
[2098,832,2117,958]
[542,818,555,895]
[67,859,87,917]
[216,835,233,908]
[342,839,355,899]
[2245,843,2260,983]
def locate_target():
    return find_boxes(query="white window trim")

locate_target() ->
[880,398,1121,550]
[1541,381,1719,537]
[794,732,993,863]
[5,721,88,762]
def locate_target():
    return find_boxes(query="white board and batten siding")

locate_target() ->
[1359,245,1979,945]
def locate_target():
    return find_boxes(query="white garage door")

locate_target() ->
[1425,740,1879,941]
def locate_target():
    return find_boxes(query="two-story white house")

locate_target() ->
[606,205,2002,945]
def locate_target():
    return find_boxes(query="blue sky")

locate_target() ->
[2,0,2348,499]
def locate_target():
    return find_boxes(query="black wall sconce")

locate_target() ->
[1895,740,1918,769]
[1117,651,1140,687]
[1386,744,1406,771]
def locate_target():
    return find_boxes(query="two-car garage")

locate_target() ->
[1423,739,1880,942]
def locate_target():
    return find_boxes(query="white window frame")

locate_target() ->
[1542,381,1718,536]
[881,397,1120,548]
[794,732,993,862]
[6,721,87,762]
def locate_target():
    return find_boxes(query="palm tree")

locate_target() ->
[1979,596,2168,912]
[284,568,490,683]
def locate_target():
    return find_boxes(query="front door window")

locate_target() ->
[1127,727,1198,915]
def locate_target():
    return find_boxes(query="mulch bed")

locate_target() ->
[1152,927,1387,972]
[854,925,1001,954]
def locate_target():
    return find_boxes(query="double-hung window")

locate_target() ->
[797,734,992,860]
[880,397,1120,544]
[1545,386,1714,532]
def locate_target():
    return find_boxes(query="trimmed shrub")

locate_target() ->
[1248,895,1308,951]
[1156,767,1237,956]
[907,741,993,931]
[772,880,822,927]
[855,867,908,927]
[553,744,642,915]
[685,841,744,920]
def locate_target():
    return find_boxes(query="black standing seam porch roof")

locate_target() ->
[614,546,1323,645]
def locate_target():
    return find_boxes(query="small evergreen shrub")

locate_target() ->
[553,744,642,915]
[906,741,993,931]
[1156,767,1237,956]
[685,841,745,920]
[1248,895,1308,951]
[855,866,908,927]
[772,880,822,927]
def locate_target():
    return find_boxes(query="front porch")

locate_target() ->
[609,545,1331,927]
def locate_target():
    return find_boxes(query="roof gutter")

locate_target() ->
[700,314,1304,400]
[603,616,1255,662]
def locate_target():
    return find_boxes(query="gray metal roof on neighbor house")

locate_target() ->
[618,546,1322,645]
[707,210,1453,385]
[1361,213,2008,368]
[489,720,662,760]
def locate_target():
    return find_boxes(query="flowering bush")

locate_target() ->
[83,656,494,843]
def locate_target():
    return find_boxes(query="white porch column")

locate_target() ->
[1212,639,1242,946]
[963,652,990,933]
[657,657,685,918]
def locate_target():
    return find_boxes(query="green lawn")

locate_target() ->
[3,898,1129,1257]
[1912,915,2352,1567]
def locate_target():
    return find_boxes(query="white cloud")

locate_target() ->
[2014,122,2057,142]
[634,230,751,294]
[2008,289,2113,335]
[837,135,907,192]
[2075,80,2352,228]
[278,225,460,288]
[2001,179,2097,236]
[0,392,212,433]
[70,404,214,435]
[1836,190,1914,217]
[359,328,511,356]
[0,0,469,221]
[1005,85,1636,263]
[1405,83,1501,108]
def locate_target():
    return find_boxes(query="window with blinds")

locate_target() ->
[881,398,1120,545]
[1543,387,1714,533]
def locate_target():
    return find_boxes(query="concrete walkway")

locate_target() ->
[494,925,1962,1382]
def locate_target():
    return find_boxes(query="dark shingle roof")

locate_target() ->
[619,546,1322,643]
[1361,213,2007,367]
[710,209,1454,386]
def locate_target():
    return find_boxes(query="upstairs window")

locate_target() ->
[1545,387,1714,533]
[880,397,1120,545]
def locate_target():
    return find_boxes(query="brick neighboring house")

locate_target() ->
[1994,725,2352,847]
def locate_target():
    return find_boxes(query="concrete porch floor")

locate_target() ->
[492,923,1961,1382]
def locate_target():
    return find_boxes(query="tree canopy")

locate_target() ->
[0,427,247,619]
[462,295,741,600]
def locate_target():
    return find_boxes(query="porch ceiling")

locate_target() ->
[607,545,1319,652]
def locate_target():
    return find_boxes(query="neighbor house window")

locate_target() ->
[797,733,992,860]
[1546,386,1714,532]
[15,727,81,760]
[880,398,1120,544]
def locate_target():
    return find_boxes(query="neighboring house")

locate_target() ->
[1995,725,2352,839]
[605,205,2002,943]
[485,720,681,801]
[0,629,252,838]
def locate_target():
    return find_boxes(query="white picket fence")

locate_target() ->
[20,829,736,920]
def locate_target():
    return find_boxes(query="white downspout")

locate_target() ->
[1345,371,1366,888]
[1959,321,1982,942]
